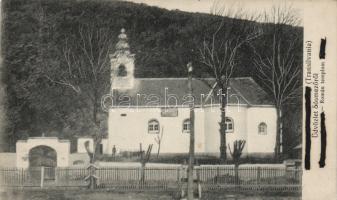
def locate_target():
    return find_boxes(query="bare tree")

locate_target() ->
[199,5,261,162]
[154,127,164,158]
[250,4,302,159]
[139,143,153,183]
[228,140,246,185]
[44,23,114,165]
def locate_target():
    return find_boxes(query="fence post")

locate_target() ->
[295,166,299,183]
[196,167,200,183]
[66,168,70,186]
[40,166,44,188]
[257,167,261,185]
[216,167,220,184]
[177,166,181,184]
[21,168,24,189]
[196,167,202,199]
[55,168,58,184]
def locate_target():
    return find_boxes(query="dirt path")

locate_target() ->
[0,190,301,200]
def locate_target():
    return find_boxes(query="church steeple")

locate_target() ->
[110,28,135,90]
[115,28,129,51]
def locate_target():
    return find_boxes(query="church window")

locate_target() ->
[182,119,191,133]
[148,119,160,134]
[225,117,234,133]
[258,122,267,135]
[117,64,127,77]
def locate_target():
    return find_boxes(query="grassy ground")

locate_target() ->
[0,190,301,200]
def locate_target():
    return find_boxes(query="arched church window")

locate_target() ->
[117,64,127,77]
[182,119,191,133]
[148,119,160,134]
[258,122,267,135]
[225,117,234,133]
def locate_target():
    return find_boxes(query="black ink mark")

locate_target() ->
[319,111,327,168]
[319,37,326,59]
[305,86,311,170]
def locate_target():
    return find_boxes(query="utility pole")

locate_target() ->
[187,62,195,200]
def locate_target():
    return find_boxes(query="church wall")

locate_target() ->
[108,107,205,154]
[105,29,277,157]
[246,106,277,154]
[203,105,248,154]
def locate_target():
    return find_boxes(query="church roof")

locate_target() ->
[113,77,274,107]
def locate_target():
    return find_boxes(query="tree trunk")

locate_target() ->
[234,163,239,185]
[156,142,161,158]
[85,100,101,190]
[9,125,17,152]
[279,109,283,155]
[91,96,101,161]
[139,144,152,185]
[89,176,97,189]
[140,162,145,184]
[219,87,228,163]
[274,107,282,160]
[187,109,195,200]
[93,98,98,126]
[187,63,195,200]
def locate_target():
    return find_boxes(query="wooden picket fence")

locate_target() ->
[198,165,302,191]
[0,165,301,192]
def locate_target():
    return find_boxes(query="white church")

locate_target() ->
[81,29,277,157]
[11,29,278,169]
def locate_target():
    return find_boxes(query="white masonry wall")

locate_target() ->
[203,105,248,155]
[16,137,70,168]
[246,106,277,155]
[108,105,276,155]
[108,107,205,154]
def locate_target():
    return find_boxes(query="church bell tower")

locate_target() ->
[110,28,135,90]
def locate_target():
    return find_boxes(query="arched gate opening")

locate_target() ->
[28,145,57,181]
